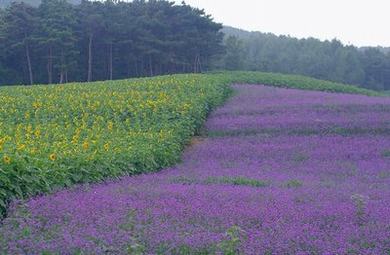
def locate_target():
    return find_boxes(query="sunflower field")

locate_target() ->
[0,74,234,215]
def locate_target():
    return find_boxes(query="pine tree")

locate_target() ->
[1,2,37,85]
[37,0,77,84]
[79,0,104,82]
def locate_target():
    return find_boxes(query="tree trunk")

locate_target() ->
[87,34,93,82]
[197,55,202,73]
[47,46,53,84]
[140,59,144,76]
[135,60,139,77]
[194,55,198,73]
[149,55,153,77]
[109,43,113,80]
[126,60,130,77]
[193,54,202,73]
[25,42,33,85]
[59,49,65,84]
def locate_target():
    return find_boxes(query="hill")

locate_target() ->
[0,72,389,254]
[220,26,390,90]
[0,71,382,216]
[223,26,390,53]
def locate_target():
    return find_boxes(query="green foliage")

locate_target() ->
[0,2,37,84]
[170,175,270,188]
[215,71,383,96]
[154,226,244,255]
[170,176,198,185]
[351,194,368,226]
[219,35,246,70]
[382,150,390,158]
[292,152,309,163]
[37,0,78,84]
[285,179,304,188]
[218,226,244,255]
[205,176,269,188]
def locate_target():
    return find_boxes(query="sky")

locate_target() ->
[175,0,390,47]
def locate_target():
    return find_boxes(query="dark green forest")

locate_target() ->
[220,27,390,90]
[0,0,390,90]
[0,0,224,85]
[0,0,80,7]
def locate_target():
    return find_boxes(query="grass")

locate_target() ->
[170,176,270,188]
[292,152,310,163]
[208,127,390,138]
[382,150,390,158]
[213,71,384,96]
[285,179,304,188]
[205,176,270,188]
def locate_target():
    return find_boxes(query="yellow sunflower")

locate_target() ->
[3,155,11,164]
[49,153,57,161]
[82,141,89,150]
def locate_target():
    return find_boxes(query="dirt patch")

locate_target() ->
[188,136,207,148]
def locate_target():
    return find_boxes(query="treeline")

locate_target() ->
[0,0,81,7]
[219,27,390,90]
[0,0,223,85]
[1,2,390,90]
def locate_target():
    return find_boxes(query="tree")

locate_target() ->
[220,26,390,91]
[78,0,104,82]
[37,0,78,84]
[360,48,389,90]
[102,0,119,80]
[222,36,244,70]
[175,2,223,73]
[1,2,37,85]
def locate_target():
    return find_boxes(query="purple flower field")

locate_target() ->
[1,85,390,254]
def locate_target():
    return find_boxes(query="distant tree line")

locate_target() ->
[0,0,223,85]
[1,1,390,91]
[219,27,390,90]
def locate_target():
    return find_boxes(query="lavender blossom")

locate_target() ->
[1,85,389,254]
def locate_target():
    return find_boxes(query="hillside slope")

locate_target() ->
[0,71,382,216]
[1,83,389,254]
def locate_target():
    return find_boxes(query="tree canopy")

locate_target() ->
[0,2,389,91]
[0,0,224,85]
[220,27,390,90]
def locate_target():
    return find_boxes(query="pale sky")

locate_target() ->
[176,0,390,47]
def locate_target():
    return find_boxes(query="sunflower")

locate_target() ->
[3,155,11,164]
[17,143,26,151]
[82,141,89,150]
[49,153,57,161]
[34,130,41,137]
[107,121,114,131]
[104,143,110,151]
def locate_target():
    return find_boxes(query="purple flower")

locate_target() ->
[1,85,389,254]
